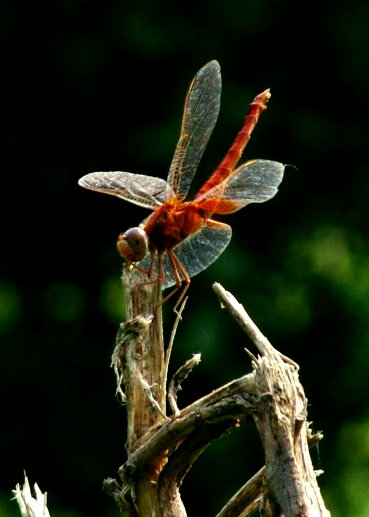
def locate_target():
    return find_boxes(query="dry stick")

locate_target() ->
[108,277,330,517]
[108,267,168,517]
[215,467,264,517]
[168,353,201,416]
[163,295,188,394]
[110,270,205,517]
[122,373,258,479]
[215,426,324,517]
[213,282,297,366]
[122,267,167,446]
[13,475,51,517]
[213,282,331,517]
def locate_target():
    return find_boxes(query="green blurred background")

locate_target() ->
[1,0,369,515]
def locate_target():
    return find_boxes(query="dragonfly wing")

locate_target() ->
[196,160,285,214]
[167,60,221,200]
[78,171,173,209]
[138,220,231,290]
[163,220,231,288]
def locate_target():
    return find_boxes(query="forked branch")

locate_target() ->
[104,276,330,517]
[213,283,330,517]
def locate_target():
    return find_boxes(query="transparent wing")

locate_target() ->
[195,160,285,214]
[167,60,221,200]
[78,171,173,209]
[139,220,232,289]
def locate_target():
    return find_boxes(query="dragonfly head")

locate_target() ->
[117,227,148,263]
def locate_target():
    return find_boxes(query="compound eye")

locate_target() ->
[116,227,148,263]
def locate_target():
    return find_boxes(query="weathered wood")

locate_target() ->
[213,283,330,517]
[104,280,330,517]
[121,267,167,450]
[110,267,168,516]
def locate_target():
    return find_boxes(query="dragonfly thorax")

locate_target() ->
[143,201,205,254]
[117,227,148,263]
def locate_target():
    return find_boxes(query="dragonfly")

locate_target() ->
[78,60,285,311]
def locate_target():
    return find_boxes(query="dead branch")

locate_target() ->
[213,283,330,517]
[12,475,50,517]
[104,275,330,517]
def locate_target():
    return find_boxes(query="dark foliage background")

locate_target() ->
[1,1,369,516]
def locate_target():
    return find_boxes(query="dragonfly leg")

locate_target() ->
[130,252,181,313]
[128,250,191,314]
[163,250,191,314]
[131,252,162,286]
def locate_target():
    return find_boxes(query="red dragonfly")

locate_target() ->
[79,61,285,310]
